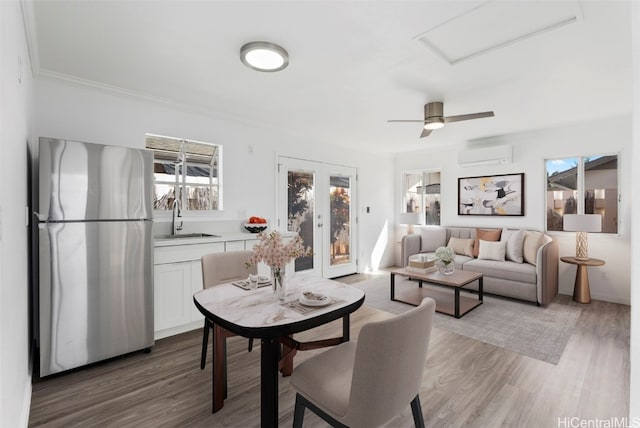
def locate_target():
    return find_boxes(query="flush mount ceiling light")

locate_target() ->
[424,118,444,130]
[240,41,289,72]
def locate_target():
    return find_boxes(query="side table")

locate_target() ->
[560,256,605,304]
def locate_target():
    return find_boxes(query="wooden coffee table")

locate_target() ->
[389,268,483,318]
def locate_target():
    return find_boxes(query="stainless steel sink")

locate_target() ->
[155,233,220,240]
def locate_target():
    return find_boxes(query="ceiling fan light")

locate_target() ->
[424,118,444,130]
[240,41,289,72]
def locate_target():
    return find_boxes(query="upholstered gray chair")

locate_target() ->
[291,297,436,428]
[200,251,257,370]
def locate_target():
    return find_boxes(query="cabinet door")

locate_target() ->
[245,239,259,251]
[191,261,205,322]
[225,240,246,251]
[154,262,192,331]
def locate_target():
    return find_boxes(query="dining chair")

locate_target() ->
[290,297,436,428]
[200,251,257,370]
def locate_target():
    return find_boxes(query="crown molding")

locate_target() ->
[20,0,39,77]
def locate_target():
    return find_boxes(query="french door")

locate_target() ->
[277,157,358,278]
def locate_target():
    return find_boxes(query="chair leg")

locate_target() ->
[201,319,210,370]
[293,393,306,428]
[294,393,348,428]
[410,394,425,428]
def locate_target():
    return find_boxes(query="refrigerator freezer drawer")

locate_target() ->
[38,220,154,376]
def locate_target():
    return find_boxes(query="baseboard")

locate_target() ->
[558,288,630,305]
[590,291,630,306]
[154,321,201,340]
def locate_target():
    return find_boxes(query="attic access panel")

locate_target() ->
[415,1,580,64]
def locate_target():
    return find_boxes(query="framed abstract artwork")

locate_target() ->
[458,173,524,216]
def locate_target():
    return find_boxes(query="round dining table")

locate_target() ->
[193,272,365,428]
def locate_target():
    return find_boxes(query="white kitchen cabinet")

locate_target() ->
[191,261,205,322]
[153,241,224,339]
[245,239,259,251]
[225,240,246,251]
[154,262,192,333]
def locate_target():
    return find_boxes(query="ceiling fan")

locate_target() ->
[388,101,495,138]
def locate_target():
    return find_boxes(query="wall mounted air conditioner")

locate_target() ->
[457,145,512,167]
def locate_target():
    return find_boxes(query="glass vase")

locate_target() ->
[271,267,286,302]
[437,260,455,275]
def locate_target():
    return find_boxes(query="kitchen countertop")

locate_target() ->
[153,231,295,247]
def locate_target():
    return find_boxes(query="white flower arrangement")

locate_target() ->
[247,230,307,271]
[435,246,455,265]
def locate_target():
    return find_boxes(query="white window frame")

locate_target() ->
[401,169,441,226]
[545,153,619,234]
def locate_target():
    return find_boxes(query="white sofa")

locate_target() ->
[401,226,559,306]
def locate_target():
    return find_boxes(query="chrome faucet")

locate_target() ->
[172,199,183,235]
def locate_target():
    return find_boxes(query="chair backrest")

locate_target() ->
[201,251,257,289]
[347,297,436,427]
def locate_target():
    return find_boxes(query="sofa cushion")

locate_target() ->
[448,227,476,240]
[523,231,544,265]
[501,229,525,263]
[420,227,447,252]
[447,237,474,257]
[477,240,506,261]
[463,258,537,284]
[473,228,502,257]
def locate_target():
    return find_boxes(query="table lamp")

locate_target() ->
[398,212,421,234]
[563,214,601,260]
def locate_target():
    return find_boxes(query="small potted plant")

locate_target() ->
[434,246,455,275]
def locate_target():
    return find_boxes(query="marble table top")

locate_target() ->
[193,272,365,330]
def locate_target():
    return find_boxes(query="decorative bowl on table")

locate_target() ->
[244,223,268,233]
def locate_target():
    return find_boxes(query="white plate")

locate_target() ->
[299,292,331,307]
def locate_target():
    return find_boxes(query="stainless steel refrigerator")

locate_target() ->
[37,137,154,377]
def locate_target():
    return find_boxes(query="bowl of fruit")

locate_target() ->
[244,216,268,233]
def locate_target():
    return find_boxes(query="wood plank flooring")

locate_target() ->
[29,273,630,427]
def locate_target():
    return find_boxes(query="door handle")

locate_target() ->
[317,223,323,227]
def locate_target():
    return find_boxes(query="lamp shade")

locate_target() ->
[563,214,602,232]
[398,212,421,225]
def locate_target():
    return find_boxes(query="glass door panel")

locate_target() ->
[287,170,315,272]
[329,176,351,266]
[324,165,357,278]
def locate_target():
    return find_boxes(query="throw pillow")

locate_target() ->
[420,227,447,252]
[477,240,506,261]
[523,231,544,265]
[473,228,502,258]
[501,228,525,263]
[447,237,474,257]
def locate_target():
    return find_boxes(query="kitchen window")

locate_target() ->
[545,154,618,233]
[402,170,441,225]
[146,134,222,211]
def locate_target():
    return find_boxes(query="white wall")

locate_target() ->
[394,116,632,305]
[629,1,639,423]
[0,1,35,426]
[34,77,396,272]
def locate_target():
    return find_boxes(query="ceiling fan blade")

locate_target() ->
[443,111,494,123]
[387,119,427,123]
[420,128,432,138]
